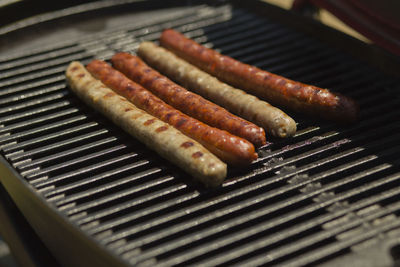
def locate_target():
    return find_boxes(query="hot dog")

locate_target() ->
[66,62,227,187]
[138,41,297,138]
[86,60,257,165]
[111,52,266,147]
[160,29,359,124]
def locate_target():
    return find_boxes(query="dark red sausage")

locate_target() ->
[111,52,266,147]
[160,29,359,124]
[86,60,257,165]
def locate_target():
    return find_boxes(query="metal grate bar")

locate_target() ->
[33,153,142,189]
[0,101,71,125]
[39,159,151,198]
[0,92,68,116]
[0,117,92,151]
[59,174,179,215]
[17,136,120,171]
[0,43,78,64]
[0,5,213,63]
[155,165,400,266]
[81,119,400,243]
[188,176,400,266]
[240,202,400,266]
[124,162,392,265]
[56,167,164,209]
[121,138,400,263]
[24,144,128,180]
[0,46,86,71]
[100,142,357,247]
[77,188,199,229]
[0,52,95,81]
[6,128,108,162]
[0,67,73,89]
[0,75,64,97]
[0,109,79,137]
[0,84,67,107]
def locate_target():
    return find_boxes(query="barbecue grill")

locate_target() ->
[1,0,400,266]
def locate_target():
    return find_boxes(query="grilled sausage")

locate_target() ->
[86,60,257,165]
[111,52,266,147]
[160,29,359,124]
[138,41,297,138]
[66,61,227,187]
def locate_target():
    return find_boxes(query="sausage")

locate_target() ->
[111,52,266,147]
[65,61,227,187]
[138,41,297,138]
[86,60,257,165]
[160,29,359,124]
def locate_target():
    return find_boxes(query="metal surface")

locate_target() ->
[0,183,59,267]
[1,1,400,266]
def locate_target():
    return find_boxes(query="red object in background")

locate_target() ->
[292,0,400,56]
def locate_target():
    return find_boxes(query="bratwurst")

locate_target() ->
[111,52,266,147]
[138,41,297,138]
[160,29,359,124]
[66,61,227,187]
[86,60,257,165]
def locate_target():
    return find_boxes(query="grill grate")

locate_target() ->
[1,2,400,266]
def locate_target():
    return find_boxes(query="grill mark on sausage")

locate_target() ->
[155,125,168,132]
[86,59,257,165]
[111,52,266,147]
[138,41,297,138]
[176,117,188,128]
[131,113,143,120]
[66,61,227,187]
[104,92,114,98]
[160,29,359,124]
[144,118,156,126]
[192,151,203,158]
[181,141,194,148]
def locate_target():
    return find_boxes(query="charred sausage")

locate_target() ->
[111,52,266,147]
[138,41,297,138]
[160,29,359,124]
[86,60,257,165]
[66,61,227,187]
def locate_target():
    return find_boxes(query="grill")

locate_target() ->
[1,1,400,266]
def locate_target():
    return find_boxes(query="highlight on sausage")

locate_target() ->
[111,52,267,147]
[138,41,297,138]
[66,61,227,187]
[86,60,257,165]
[160,29,359,124]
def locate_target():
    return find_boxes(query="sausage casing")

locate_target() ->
[111,52,266,147]
[66,61,227,187]
[160,29,359,124]
[86,60,257,165]
[138,41,297,138]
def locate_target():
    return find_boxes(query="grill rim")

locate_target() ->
[0,156,129,267]
[0,1,400,267]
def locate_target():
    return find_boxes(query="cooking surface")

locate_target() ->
[1,1,400,266]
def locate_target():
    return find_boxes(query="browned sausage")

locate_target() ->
[138,41,297,138]
[66,61,227,187]
[160,29,359,124]
[111,52,266,147]
[86,60,257,165]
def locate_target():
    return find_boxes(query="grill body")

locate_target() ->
[1,1,400,266]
